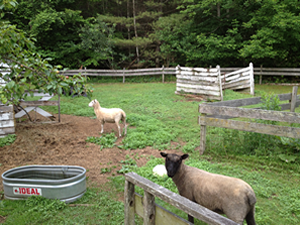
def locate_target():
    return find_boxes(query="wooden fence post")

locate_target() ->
[162,65,165,83]
[249,62,254,95]
[58,94,61,123]
[290,86,298,112]
[217,65,223,101]
[124,180,135,225]
[143,191,155,225]
[123,68,125,83]
[199,103,207,155]
[259,65,262,85]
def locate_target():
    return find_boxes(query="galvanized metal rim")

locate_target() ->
[2,165,86,184]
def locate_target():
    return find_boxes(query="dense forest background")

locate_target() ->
[3,0,300,69]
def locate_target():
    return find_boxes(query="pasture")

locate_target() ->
[0,82,299,224]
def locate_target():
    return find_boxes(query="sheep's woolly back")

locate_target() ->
[172,163,256,224]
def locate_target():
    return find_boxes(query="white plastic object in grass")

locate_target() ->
[152,164,167,177]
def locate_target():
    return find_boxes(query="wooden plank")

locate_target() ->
[199,104,300,123]
[124,180,135,225]
[258,72,300,76]
[223,80,250,90]
[223,71,250,80]
[0,105,13,113]
[199,117,300,138]
[261,68,300,72]
[203,93,297,107]
[249,62,255,95]
[144,191,155,225]
[20,101,59,107]
[207,101,300,119]
[39,96,53,101]
[176,87,221,97]
[178,71,219,77]
[0,127,15,135]
[178,67,218,73]
[125,172,238,225]
[223,66,250,76]
[35,108,54,118]
[217,65,223,101]
[176,83,221,91]
[176,75,218,83]
[175,92,222,100]
[177,79,218,86]
[290,86,298,112]
[200,122,207,155]
[15,107,35,118]
[0,112,14,120]
[226,84,251,91]
[134,194,192,225]
[223,74,250,83]
[0,120,14,128]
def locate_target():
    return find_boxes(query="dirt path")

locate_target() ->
[0,113,179,192]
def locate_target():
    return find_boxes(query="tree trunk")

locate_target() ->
[127,0,131,55]
[132,0,140,62]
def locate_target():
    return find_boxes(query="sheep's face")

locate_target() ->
[160,152,188,178]
[89,99,98,107]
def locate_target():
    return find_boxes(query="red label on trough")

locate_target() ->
[13,187,42,196]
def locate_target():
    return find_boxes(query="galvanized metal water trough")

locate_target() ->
[2,165,86,203]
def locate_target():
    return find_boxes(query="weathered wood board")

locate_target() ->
[221,62,254,95]
[0,105,15,138]
[198,87,300,154]
[176,65,223,101]
[125,172,238,225]
[134,193,192,225]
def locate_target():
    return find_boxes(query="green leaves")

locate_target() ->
[0,134,16,147]
[86,133,117,150]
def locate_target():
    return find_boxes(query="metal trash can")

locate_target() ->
[2,165,86,203]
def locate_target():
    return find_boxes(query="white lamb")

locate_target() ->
[88,99,127,137]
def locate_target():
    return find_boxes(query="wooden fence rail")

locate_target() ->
[124,172,238,225]
[198,86,300,154]
[61,65,300,84]
[61,66,176,83]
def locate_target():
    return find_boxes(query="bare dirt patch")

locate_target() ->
[0,113,180,192]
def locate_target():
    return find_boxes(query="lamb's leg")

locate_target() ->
[115,121,121,137]
[100,123,104,134]
[123,117,127,135]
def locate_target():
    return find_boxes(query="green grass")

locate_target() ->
[2,83,300,224]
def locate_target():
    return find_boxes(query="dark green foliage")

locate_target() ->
[4,0,300,69]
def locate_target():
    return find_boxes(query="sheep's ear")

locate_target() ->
[160,152,167,158]
[181,154,189,160]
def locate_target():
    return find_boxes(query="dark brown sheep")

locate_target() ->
[161,152,256,225]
